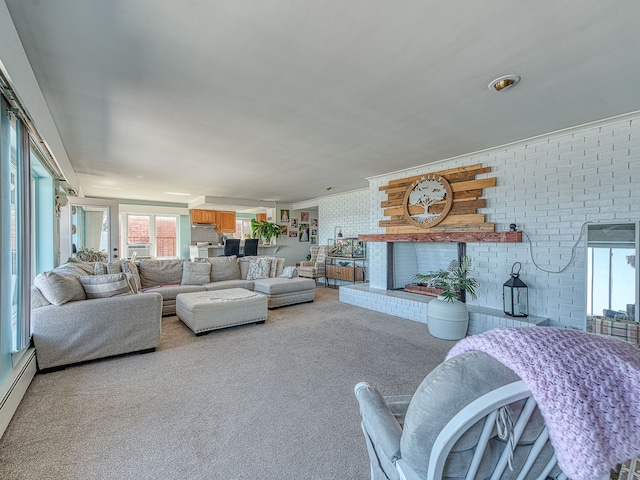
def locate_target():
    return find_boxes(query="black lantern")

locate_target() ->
[503,262,528,317]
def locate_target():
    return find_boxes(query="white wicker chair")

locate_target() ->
[354,351,583,480]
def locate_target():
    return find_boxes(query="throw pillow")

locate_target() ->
[106,260,122,274]
[33,271,86,306]
[238,256,259,280]
[121,260,142,292]
[278,266,298,278]
[181,261,211,285]
[93,262,106,275]
[78,273,133,299]
[31,285,51,309]
[208,256,242,282]
[138,259,184,289]
[246,257,271,280]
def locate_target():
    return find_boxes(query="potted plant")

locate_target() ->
[413,256,478,340]
[250,219,282,245]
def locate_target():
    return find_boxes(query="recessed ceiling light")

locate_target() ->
[164,192,192,196]
[324,186,333,191]
[488,75,521,92]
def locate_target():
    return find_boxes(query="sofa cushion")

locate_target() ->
[238,256,259,280]
[246,257,271,280]
[204,279,254,291]
[138,259,184,289]
[63,259,99,275]
[182,261,211,285]
[121,260,142,292]
[33,271,86,306]
[145,285,206,302]
[207,256,241,282]
[94,260,123,275]
[31,285,52,309]
[252,277,316,295]
[78,273,133,299]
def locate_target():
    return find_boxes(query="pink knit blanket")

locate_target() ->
[447,327,640,480]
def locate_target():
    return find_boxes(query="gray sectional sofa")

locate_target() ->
[31,255,314,370]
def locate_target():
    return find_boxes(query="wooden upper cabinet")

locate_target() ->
[256,213,267,222]
[191,209,216,224]
[216,211,236,232]
[191,209,236,231]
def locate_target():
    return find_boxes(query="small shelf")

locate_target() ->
[325,257,366,288]
[358,231,521,243]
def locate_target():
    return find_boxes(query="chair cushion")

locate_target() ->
[400,351,520,478]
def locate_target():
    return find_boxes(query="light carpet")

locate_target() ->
[0,288,456,479]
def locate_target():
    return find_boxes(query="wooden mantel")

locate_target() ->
[358,231,522,243]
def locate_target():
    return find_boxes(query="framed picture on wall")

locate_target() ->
[300,211,309,222]
[291,218,298,228]
[289,230,297,238]
[299,223,310,242]
[310,236,317,245]
[311,228,317,236]
[280,209,290,223]
[280,225,288,235]
[311,218,317,226]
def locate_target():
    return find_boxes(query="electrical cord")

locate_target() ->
[520,221,588,274]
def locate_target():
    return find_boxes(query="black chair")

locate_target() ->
[223,238,240,257]
[242,239,259,257]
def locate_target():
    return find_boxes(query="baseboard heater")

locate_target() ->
[0,348,37,439]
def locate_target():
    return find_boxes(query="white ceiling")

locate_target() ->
[6,1,640,206]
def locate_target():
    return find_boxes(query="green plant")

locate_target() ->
[339,261,350,267]
[250,219,281,244]
[306,253,312,261]
[74,247,107,262]
[413,256,478,303]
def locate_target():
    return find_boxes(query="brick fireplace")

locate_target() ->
[339,231,549,335]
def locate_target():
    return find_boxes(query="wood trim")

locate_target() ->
[358,231,522,243]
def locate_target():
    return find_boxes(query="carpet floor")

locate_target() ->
[0,287,456,479]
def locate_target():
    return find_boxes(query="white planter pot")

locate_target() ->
[426,296,469,340]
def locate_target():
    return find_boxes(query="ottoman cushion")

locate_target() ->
[176,288,267,335]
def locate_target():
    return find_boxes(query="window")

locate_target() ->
[587,223,638,322]
[120,213,179,258]
[233,219,252,239]
[1,95,33,376]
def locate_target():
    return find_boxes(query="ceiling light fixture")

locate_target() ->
[489,75,521,92]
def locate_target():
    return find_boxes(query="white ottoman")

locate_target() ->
[176,288,268,335]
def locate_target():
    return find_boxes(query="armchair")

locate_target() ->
[297,245,328,283]
[355,351,564,480]
[355,327,640,480]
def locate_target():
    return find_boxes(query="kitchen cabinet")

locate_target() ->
[191,209,217,224]
[216,211,236,233]
[255,213,267,222]
[190,210,236,232]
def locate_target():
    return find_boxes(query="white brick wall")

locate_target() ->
[325,113,640,329]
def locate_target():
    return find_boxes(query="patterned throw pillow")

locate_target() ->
[33,271,86,306]
[246,257,272,280]
[278,266,298,278]
[121,260,142,292]
[78,273,133,299]
[181,261,211,285]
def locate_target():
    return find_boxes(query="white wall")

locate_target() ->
[335,113,640,328]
